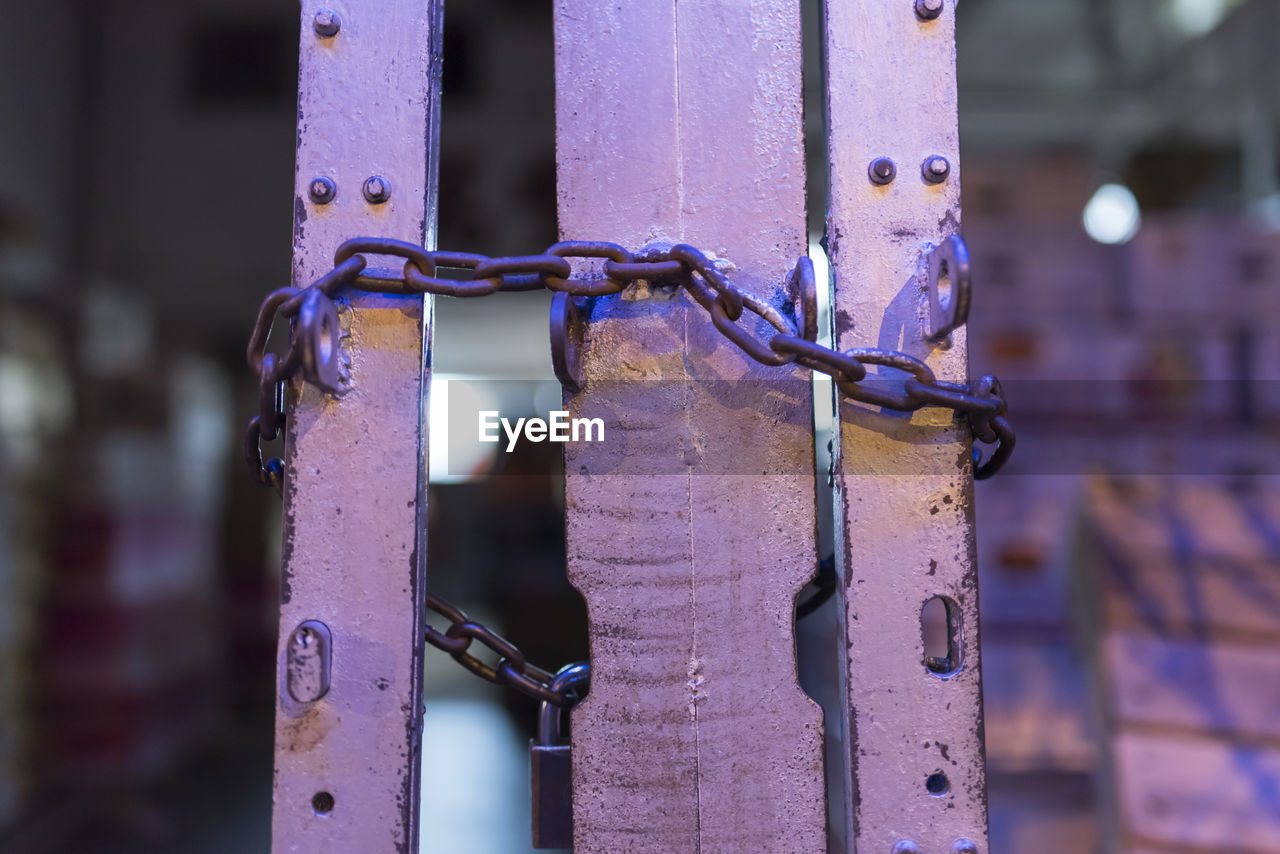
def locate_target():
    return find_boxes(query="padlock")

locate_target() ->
[531,662,589,850]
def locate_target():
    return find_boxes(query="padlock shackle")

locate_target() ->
[537,662,591,745]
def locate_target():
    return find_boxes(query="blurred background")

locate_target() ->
[1,0,1278,851]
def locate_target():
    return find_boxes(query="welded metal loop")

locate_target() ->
[924,234,971,343]
[297,289,343,394]
[790,256,819,343]
[257,353,285,441]
[550,292,586,394]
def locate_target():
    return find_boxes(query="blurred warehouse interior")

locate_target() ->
[1,0,1279,851]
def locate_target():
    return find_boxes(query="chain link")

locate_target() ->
[245,235,1016,494]
[245,235,1016,704]
[425,593,584,708]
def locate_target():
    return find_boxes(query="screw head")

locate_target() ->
[308,176,336,205]
[893,842,921,854]
[915,0,944,20]
[313,8,341,38]
[869,157,897,186]
[953,840,980,854]
[922,155,951,184]
[362,175,391,205]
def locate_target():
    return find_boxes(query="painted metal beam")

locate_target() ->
[554,1,827,851]
[272,2,441,852]
[823,1,990,851]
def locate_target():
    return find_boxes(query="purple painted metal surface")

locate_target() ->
[272,2,441,851]
[554,2,826,851]
[824,1,990,850]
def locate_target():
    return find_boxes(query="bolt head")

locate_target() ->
[894,842,921,854]
[869,157,897,186]
[923,155,951,184]
[953,840,980,854]
[313,8,341,38]
[915,0,944,20]
[362,175,391,205]
[309,176,336,205]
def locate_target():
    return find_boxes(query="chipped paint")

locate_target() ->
[824,0,989,850]
[555,1,827,851]
[271,2,441,853]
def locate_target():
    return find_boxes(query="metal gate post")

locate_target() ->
[824,2,990,852]
[554,2,827,851]
[271,2,441,852]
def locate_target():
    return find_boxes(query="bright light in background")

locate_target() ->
[807,239,835,438]
[1166,0,1236,37]
[428,375,500,484]
[1083,183,1142,245]
[1249,193,1280,233]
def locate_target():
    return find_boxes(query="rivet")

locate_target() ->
[869,157,897,186]
[313,8,341,38]
[922,155,951,184]
[915,0,944,20]
[309,176,336,205]
[362,175,391,205]
[893,842,921,854]
[953,840,980,854]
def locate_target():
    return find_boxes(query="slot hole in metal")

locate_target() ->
[921,595,962,676]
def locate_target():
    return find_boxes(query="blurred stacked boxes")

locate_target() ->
[1076,477,1280,853]
[36,352,232,788]
[0,299,72,825]
[964,151,1280,850]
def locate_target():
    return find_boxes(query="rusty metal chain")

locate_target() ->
[423,551,839,709]
[424,592,587,708]
[244,236,1015,495]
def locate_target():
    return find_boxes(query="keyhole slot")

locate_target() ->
[921,595,962,677]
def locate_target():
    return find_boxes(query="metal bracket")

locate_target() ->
[550,291,586,394]
[297,289,345,394]
[924,234,971,344]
